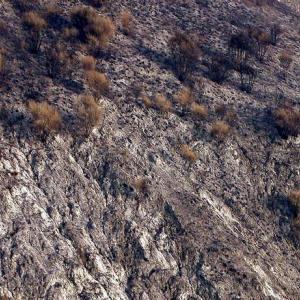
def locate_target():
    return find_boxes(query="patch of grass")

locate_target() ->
[76,95,104,135]
[176,87,194,107]
[80,55,96,71]
[155,94,172,113]
[120,10,135,36]
[180,144,197,163]
[28,101,61,135]
[71,6,115,49]
[85,70,109,99]
[23,11,47,53]
[274,106,300,137]
[211,120,231,139]
[191,102,208,119]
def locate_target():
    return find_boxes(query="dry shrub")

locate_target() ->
[76,95,104,134]
[86,70,109,99]
[63,27,79,40]
[191,102,208,119]
[224,111,237,124]
[289,190,300,238]
[180,144,197,162]
[142,96,152,108]
[0,51,7,80]
[46,44,70,78]
[80,55,96,71]
[132,177,149,194]
[211,120,231,139]
[120,10,134,35]
[23,11,47,52]
[28,101,61,134]
[279,52,293,69]
[270,23,282,46]
[155,94,172,113]
[274,107,300,137]
[289,190,300,210]
[176,87,194,107]
[169,31,200,81]
[215,103,226,115]
[71,7,115,49]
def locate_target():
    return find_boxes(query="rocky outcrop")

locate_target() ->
[0,0,300,299]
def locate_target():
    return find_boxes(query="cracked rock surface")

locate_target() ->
[0,0,300,299]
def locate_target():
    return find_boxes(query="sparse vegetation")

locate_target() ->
[76,95,104,135]
[211,120,231,139]
[191,102,208,119]
[85,70,109,99]
[274,107,300,137]
[248,27,271,62]
[288,190,300,237]
[270,23,282,46]
[206,55,232,84]
[142,96,152,108]
[80,55,96,71]
[71,6,115,50]
[155,94,172,113]
[132,177,149,194]
[176,87,194,107]
[180,144,197,163]
[46,44,70,78]
[23,11,47,53]
[236,63,257,93]
[120,10,135,35]
[28,101,61,135]
[0,51,7,82]
[278,52,293,80]
[169,32,200,81]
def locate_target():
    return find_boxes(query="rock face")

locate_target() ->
[0,0,300,299]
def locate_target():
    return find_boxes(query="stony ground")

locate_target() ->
[0,0,300,299]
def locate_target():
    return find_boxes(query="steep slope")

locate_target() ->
[0,0,300,299]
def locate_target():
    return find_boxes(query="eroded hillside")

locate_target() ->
[0,0,299,299]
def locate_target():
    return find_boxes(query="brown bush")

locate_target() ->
[180,144,197,163]
[289,190,300,211]
[120,10,134,35]
[86,70,109,99]
[169,31,200,81]
[248,27,271,62]
[211,120,231,139]
[205,55,232,84]
[155,95,172,113]
[142,96,152,108]
[132,177,149,194]
[46,44,70,78]
[71,7,115,49]
[62,27,79,40]
[191,102,208,119]
[76,95,104,135]
[278,52,293,80]
[236,63,257,93]
[23,11,47,52]
[274,107,300,137]
[176,87,194,107]
[80,55,96,71]
[28,101,61,134]
[215,103,226,115]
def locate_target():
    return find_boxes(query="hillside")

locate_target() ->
[0,0,300,299]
